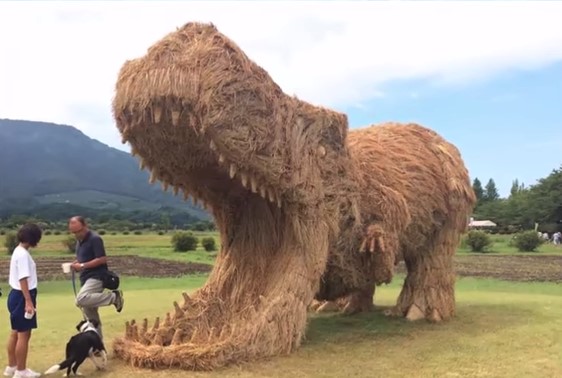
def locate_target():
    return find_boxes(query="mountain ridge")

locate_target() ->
[0,118,209,221]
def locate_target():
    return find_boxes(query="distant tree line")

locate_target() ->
[0,203,215,232]
[3,165,560,235]
[471,165,562,233]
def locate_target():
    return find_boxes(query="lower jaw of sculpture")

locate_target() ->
[112,208,330,371]
[112,286,309,371]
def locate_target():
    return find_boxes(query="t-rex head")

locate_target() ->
[112,22,356,236]
[111,23,361,370]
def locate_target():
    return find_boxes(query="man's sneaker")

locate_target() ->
[3,366,16,377]
[13,369,40,378]
[113,290,124,312]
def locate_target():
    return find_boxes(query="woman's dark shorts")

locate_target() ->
[7,288,38,332]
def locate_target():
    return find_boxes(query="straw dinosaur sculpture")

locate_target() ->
[111,22,476,371]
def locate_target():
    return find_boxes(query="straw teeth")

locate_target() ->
[152,104,162,123]
[211,146,282,208]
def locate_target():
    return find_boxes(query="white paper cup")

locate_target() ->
[23,311,35,320]
[62,262,72,274]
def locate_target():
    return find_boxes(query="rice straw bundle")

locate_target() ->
[111,21,476,371]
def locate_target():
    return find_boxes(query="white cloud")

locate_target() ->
[1,1,561,150]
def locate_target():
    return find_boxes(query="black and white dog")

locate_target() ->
[44,319,107,376]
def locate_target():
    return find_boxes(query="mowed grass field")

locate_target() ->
[0,276,561,377]
[1,232,561,377]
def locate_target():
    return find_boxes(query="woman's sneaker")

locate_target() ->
[3,366,16,377]
[13,369,40,378]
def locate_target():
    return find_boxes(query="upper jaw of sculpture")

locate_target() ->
[114,98,286,211]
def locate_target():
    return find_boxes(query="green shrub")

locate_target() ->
[507,235,517,248]
[459,234,469,249]
[111,232,117,235]
[98,230,106,235]
[0,229,6,235]
[172,232,198,252]
[466,230,493,252]
[506,225,520,234]
[4,232,18,255]
[513,231,542,252]
[62,235,77,254]
[158,231,165,236]
[134,230,142,235]
[123,231,130,235]
[44,230,52,235]
[202,237,216,252]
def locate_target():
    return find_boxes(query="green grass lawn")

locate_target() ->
[1,232,220,265]
[1,275,561,377]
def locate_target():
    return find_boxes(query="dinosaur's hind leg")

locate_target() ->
[386,228,456,322]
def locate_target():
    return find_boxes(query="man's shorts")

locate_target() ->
[7,288,38,332]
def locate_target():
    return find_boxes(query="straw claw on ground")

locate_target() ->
[384,303,443,323]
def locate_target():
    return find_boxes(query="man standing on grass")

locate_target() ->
[68,216,124,339]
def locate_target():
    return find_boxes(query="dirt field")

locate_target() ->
[0,254,560,283]
[0,255,212,281]
[396,254,562,282]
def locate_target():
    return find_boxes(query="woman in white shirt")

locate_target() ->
[3,223,42,378]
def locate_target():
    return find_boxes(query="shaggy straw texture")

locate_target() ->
[111,22,355,371]
[111,21,475,371]
[313,122,477,319]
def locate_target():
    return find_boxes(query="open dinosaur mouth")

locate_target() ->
[113,93,333,370]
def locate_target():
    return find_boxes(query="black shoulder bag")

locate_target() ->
[102,270,120,291]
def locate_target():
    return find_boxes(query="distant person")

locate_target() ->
[554,232,561,246]
[67,216,124,339]
[4,223,43,378]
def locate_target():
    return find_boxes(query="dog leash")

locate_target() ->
[71,269,89,322]
[71,269,77,297]
[71,240,88,321]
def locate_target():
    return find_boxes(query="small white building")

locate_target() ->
[468,219,497,228]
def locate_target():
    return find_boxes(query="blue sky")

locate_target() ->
[343,61,562,198]
[1,2,561,199]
